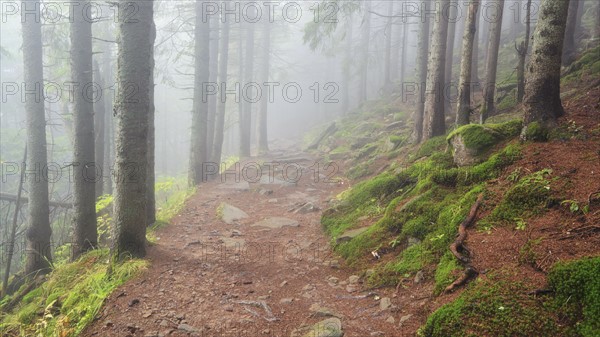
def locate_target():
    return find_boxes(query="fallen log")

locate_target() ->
[0,192,73,208]
[306,122,337,150]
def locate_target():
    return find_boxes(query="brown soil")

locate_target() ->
[82,85,599,337]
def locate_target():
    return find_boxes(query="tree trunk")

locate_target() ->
[444,0,459,115]
[522,0,570,136]
[517,0,532,103]
[189,0,211,184]
[71,0,98,259]
[413,0,431,143]
[93,62,105,198]
[240,7,255,157]
[341,15,353,114]
[422,0,450,141]
[359,0,372,104]
[400,18,408,84]
[207,15,220,159]
[258,17,271,154]
[562,0,579,65]
[456,0,481,126]
[480,0,505,123]
[103,46,114,195]
[146,15,157,226]
[112,0,154,259]
[471,11,480,83]
[212,16,230,163]
[22,0,52,275]
[383,0,394,92]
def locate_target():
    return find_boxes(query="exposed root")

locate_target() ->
[449,194,484,263]
[444,266,479,294]
[444,194,485,294]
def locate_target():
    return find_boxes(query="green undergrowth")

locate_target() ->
[0,249,147,337]
[419,273,563,337]
[548,256,600,336]
[322,122,523,287]
[447,120,522,153]
[420,257,600,337]
[562,45,600,84]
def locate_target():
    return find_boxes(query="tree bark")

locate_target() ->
[522,0,570,136]
[93,62,105,198]
[383,0,394,92]
[212,15,230,163]
[257,17,271,154]
[103,45,114,195]
[517,0,532,103]
[422,0,450,141]
[562,0,579,65]
[444,1,459,115]
[207,15,220,159]
[358,0,371,104]
[189,0,211,184]
[480,0,505,123]
[146,13,157,226]
[71,0,98,259]
[456,0,481,126]
[413,0,431,143]
[471,11,480,83]
[112,0,154,259]
[341,15,353,114]
[239,6,255,157]
[22,0,52,275]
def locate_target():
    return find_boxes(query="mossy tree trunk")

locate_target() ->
[480,0,505,123]
[522,0,570,137]
[456,0,481,126]
[112,0,154,259]
[211,15,230,163]
[22,0,52,275]
[422,0,450,141]
[413,0,431,143]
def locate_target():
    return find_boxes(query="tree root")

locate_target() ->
[449,194,484,263]
[444,194,484,294]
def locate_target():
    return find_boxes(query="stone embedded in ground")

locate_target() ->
[218,181,251,191]
[301,317,343,337]
[414,270,425,284]
[336,227,369,244]
[379,297,392,311]
[309,303,338,318]
[251,217,299,229]
[293,202,320,214]
[259,175,297,187]
[348,275,360,284]
[218,203,249,225]
[177,323,198,333]
[399,314,413,326]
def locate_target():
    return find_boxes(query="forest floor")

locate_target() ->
[82,84,599,337]
[82,147,424,337]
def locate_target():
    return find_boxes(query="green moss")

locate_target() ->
[447,120,522,153]
[434,252,461,295]
[524,121,549,142]
[419,276,563,337]
[414,136,447,160]
[490,169,554,224]
[548,256,600,336]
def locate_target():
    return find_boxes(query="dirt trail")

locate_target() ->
[83,148,420,337]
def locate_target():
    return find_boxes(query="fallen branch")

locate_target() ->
[449,194,485,263]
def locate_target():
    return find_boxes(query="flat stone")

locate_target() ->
[399,314,413,326]
[414,270,425,284]
[293,202,320,214]
[379,297,392,311]
[218,181,250,191]
[336,227,369,244]
[251,217,299,229]
[301,318,343,337]
[386,316,395,324]
[177,323,198,333]
[348,275,360,284]
[218,203,249,225]
[309,303,337,318]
